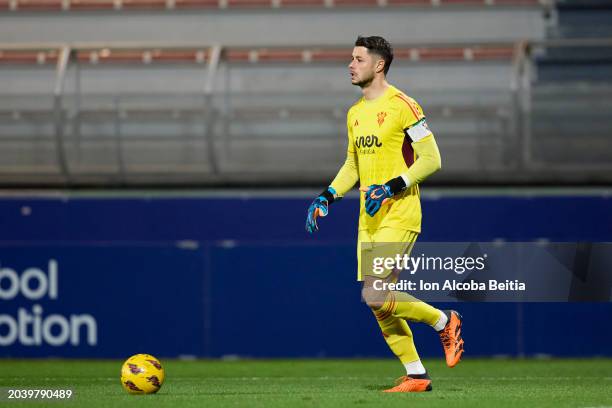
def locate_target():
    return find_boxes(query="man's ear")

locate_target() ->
[375,58,385,74]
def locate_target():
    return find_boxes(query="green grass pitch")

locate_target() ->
[1,359,611,407]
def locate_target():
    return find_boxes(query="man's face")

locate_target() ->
[348,46,382,87]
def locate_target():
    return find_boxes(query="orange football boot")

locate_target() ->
[439,310,464,368]
[383,374,432,393]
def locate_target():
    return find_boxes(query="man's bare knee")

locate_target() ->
[362,286,387,310]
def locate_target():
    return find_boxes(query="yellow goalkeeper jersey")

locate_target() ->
[331,85,434,233]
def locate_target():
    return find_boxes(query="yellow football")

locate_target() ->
[120,354,165,394]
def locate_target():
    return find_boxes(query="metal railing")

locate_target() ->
[0,39,611,186]
[0,0,551,13]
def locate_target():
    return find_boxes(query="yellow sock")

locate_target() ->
[373,307,419,364]
[386,291,441,327]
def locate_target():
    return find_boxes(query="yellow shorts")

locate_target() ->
[357,227,419,281]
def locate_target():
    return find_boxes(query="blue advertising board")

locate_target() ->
[1,192,611,358]
[0,243,206,358]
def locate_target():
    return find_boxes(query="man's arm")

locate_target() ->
[306,119,359,233]
[362,132,442,217]
[330,147,359,199]
[392,133,442,192]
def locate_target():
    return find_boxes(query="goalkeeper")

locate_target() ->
[306,36,464,393]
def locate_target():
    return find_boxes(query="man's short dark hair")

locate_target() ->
[355,36,394,75]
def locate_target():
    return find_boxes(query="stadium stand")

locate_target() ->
[551,0,612,39]
[0,40,522,184]
[0,0,547,12]
[1,0,610,186]
[520,1,612,172]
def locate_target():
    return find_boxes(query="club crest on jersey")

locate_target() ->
[377,112,387,127]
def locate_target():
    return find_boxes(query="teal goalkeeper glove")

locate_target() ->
[359,176,407,217]
[305,187,338,233]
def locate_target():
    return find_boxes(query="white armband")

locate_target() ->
[403,118,432,142]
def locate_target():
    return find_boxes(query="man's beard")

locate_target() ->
[352,73,374,88]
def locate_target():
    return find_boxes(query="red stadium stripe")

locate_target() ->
[386,0,430,5]
[334,0,379,7]
[440,0,486,5]
[122,0,167,9]
[1,0,545,10]
[0,50,58,64]
[224,50,251,62]
[258,49,304,62]
[0,45,514,65]
[0,53,40,64]
[492,0,541,5]
[101,51,146,62]
[279,0,325,6]
[69,0,115,10]
[310,49,351,61]
[173,0,218,8]
[79,50,147,63]
[151,50,206,62]
[392,48,415,59]
[74,51,93,63]
[436,0,541,5]
[227,0,271,7]
[15,0,62,10]
[472,47,514,60]
[418,47,465,61]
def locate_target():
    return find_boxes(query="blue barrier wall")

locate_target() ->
[1,192,611,358]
